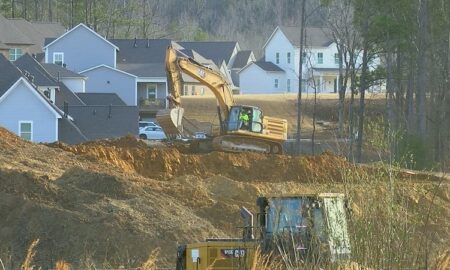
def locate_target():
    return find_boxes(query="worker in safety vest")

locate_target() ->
[239,110,250,129]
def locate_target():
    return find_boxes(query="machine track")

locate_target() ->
[212,135,283,154]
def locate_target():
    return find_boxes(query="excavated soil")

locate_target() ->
[0,128,448,269]
[48,137,358,183]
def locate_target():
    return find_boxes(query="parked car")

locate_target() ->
[139,121,160,129]
[193,132,208,139]
[139,126,167,140]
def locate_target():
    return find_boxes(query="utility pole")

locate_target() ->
[296,0,306,155]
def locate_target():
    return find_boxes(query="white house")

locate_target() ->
[240,26,364,94]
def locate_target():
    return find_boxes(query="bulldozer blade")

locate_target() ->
[156,108,184,139]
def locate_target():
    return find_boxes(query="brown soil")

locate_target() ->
[0,127,448,269]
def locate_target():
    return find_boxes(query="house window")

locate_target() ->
[335,53,340,64]
[191,85,195,95]
[302,52,307,63]
[276,52,280,64]
[9,48,22,61]
[317,52,323,64]
[287,52,291,64]
[200,87,205,95]
[146,84,156,100]
[40,87,55,103]
[183,85,188,96]
[19,121,32,141]
[274,79,279,89]
[53,52,64,66]
[287,79,291,92]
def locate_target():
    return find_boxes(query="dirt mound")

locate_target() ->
[50,137,360,183]
[0,130,448,269]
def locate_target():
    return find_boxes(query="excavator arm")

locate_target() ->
[165,46,235,114]
[158,46,235,138]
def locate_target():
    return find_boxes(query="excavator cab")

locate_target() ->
[257,194,351,263]
[226,106,263,133]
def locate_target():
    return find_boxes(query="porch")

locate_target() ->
[137,80,168,113]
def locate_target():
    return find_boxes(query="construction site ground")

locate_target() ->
[0,126,448,269]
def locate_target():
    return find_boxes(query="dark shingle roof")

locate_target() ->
[0,54,23,97]
[76,93,126,106]
[111,39,171,63]
[177,41,238,66]
[254,61,285,72]
[117,63,165,77]
[14,54,58,87]
[279,26,332,47]
[67,105,139,140]
[110,39,171,77]
[13,54,85,108]
[232,50,253,69]
[42,63,85,79]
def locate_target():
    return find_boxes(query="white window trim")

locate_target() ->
[146,84,157,99]
[18,121,33,141]
[53,52,64,65]
[9,48,23,61]
[317,52,324,64]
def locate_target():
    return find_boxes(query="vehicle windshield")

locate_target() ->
[266,197,326,239]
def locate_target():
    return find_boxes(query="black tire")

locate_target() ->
[139,134,147,140]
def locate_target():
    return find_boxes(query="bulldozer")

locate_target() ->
[156,46,288,154]
[175,193,352,270]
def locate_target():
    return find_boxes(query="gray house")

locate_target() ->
[43,24,170,120]
[0,54,63,142]
[0,53,138,144]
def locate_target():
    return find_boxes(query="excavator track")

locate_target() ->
[212,135,283,154]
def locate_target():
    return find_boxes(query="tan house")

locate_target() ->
[0,14,65,61]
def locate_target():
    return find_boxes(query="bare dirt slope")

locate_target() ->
[181,93,385,137]
[0,128,448,269]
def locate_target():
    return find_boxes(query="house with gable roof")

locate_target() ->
[0,53,138,144]
[0,14,65,61]
[43,24,173,120]
[240,26,370,94]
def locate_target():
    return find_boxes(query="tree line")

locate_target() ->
[322,0,449,169]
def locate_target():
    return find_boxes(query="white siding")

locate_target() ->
[239,64,286,94]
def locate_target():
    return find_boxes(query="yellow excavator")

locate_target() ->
[175,193,352,270]
[156,46,288,154]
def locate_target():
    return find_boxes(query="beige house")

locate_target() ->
[0,14,65,61]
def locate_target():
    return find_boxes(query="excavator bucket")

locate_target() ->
[156,108,184,138]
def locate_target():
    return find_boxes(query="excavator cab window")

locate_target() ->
[227,106,263,133]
